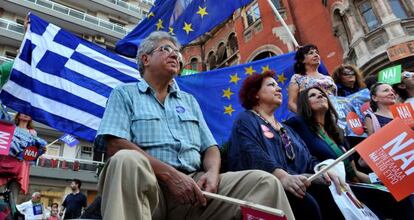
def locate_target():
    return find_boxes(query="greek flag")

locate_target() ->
[0,13,140,142]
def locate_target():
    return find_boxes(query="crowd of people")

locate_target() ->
[1,29,414,220]
[13,179,87,219]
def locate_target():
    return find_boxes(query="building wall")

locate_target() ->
[326,0,414,76]
[287,0,344,73]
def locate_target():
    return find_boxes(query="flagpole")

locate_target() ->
[307,148,357,182]
[203,191,285,217]
[44,138,60,149]
[266,0,299,48]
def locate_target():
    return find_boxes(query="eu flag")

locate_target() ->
[176,53,328,145]
[116,0,253,57]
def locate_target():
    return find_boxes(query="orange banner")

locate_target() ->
[355,119,414,201]
[390,103,414,128]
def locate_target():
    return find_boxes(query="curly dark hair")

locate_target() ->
[239,71,275,110]
[294,44,319,75]
[297,86,344,145]
[332,64,366,89]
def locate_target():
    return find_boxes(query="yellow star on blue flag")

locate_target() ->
[245,66,255,75]
[175,51,330,144]
[277,73,287,84]
[224,104,235,116]
[116,0,255,57]
[229,73,241,84]
[222,88,234,100]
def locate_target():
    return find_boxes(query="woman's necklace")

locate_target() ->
[250,110,280,131]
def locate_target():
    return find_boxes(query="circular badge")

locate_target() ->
[346,112,364,135]
[260,124,270,132]
[23,146,38,161]
[176,106,186,113]
[264,131,274,139]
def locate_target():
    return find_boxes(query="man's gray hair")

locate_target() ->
[136,31,181,74]
[32,192,41,197]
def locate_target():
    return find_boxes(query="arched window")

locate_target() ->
[207,51,217,70]
[190,57,198,71]
[252,51,275,61]
[227,33,238,55]
[216,42,228,65]
[332,9,351,49]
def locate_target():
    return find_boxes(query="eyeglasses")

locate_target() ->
[151,45,183,62]
[342,68,356,76]
[403,71,414,78]
[278,127,295,161]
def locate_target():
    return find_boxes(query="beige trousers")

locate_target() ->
[99,150,294,220]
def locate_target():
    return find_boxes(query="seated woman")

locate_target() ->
[285,86,369,183]
[227,71,345,220]
[286,86,414,220]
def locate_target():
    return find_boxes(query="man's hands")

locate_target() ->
[280,174,310,198]
[162,169,207,206]
[197,171,220,194]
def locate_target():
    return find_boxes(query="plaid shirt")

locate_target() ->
[96,80,217,172]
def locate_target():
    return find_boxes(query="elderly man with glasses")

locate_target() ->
[95,31,294,220]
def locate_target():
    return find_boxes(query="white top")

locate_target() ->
[16,200,45,220]
[405,97,414,109]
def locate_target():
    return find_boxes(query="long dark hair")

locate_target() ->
[14,112,34,129]
[294,44,319,75]
[297,86,344,144]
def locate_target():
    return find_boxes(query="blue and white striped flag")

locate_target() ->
[0,13,141,142]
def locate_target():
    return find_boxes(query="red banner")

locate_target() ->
[355,119,414,201]
[241,206,286,220]
[0,120,15,156]
[390,103,414,128]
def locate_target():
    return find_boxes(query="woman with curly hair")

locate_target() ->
[332,64,366,97]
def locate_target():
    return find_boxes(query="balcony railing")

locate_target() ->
[103,0,147,18]
[24,0,131,35]
[0,18,25,35]
[35,155,105,175]
[0,56,14,64]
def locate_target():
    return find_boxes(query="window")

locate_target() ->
[228,33,239,55]
[5,51,17,59]
[389,0,408,19]
[190,57,198,71]
[246,3,261,27]
[207,51,217,70]
[216,42,228,65]
[271,0,282,9]
[358,1,380,31]
[80,146,93,160]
